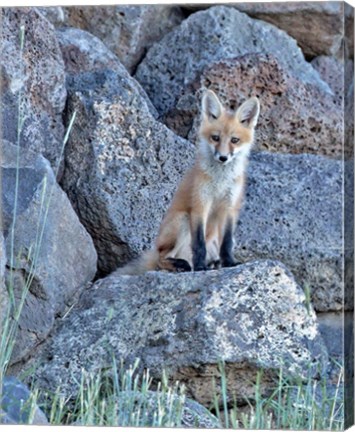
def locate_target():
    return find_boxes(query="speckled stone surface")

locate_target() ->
[1,8,66,171]
[135,6,331,117]
[1,142,97,364]
[0,377,48,424]
[164,54,343,158]
[29,260,328,407]
[56,27,158,117]
[236,151,343,312]
[61,68,194,275]
[59,5,184,74]
[0,233,7,347]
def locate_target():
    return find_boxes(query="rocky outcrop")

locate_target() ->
[56,27,157,117]
[235,151,342,312]
[29,260,328,407]
[93,391,221,428]
[183,3,344,58]
[135,6,331,117]
[62,84,342,311]
[37,6,67,27]
[55,5,184,74]
[0,377,48,425]
[231,2,344,59]
[1,141,97,364]
[311,56,344,106]
[164,54,342,158]
[0,233,8,336]
[1,8,67,172]
[61,68,194,275]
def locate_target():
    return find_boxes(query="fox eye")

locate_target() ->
[211,135,220,142]
[231,137,240,144]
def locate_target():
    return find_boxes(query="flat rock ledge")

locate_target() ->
[29,260,327,407]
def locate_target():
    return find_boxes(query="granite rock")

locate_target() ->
[29,260,328,407]
[164,54,342,158]
[1,8,66,172]
[60,69,194,275]
[135,6,331,117]
[1,141,97,364]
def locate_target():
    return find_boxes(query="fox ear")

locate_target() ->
[236,97,260,128]
[201,90,223,120]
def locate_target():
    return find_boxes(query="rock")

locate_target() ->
[1,141,97,364]
[99,391,221,428]
[231,2,344,59]
[183,3,344,59]
[37,6,67,27]
[56,27,157,117]
[60,68,194,275]
[345,3,354,59]
[1,377,48,424]
[181,397,221,428]
[0,233,8,336]
[235,151,342,313]
[134,6,331,117]
[311,56,343,106]
[344,60,354,161]
[164,54,342,158]
[29,260,328,407]
[60,5,185,74]
[0,408,15,424]
[344,156,354,312]
[1,8,67,172]
[317,312,346,358]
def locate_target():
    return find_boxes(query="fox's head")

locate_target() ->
[199,90,260,165]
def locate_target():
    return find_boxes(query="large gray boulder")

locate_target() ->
[135,6,331,117]
[0,232,8,337]
[71,390,221,428]
[56,27,157,117]
[1,8,67,172]
[237,151,342,312]
[232,2,344,59]
[29,260,328,407]
[47,5,184,74]
[311,56,344,107]
[76,5,184,74]
[164,53,342,158]
[1,141,97,364]
[61,68,194,275]
[182,3,344,59]
[0,377,48,425]
[37,6,67,27]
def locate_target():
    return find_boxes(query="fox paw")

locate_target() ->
[207,260,221,270]
[194,264,208,272]
[166,258,192,272]
[221,258,240,268]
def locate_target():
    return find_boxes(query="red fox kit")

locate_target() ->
[116,90,260,275]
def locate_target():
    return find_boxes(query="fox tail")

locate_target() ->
[113,250,192,276]
[113,250,160,276]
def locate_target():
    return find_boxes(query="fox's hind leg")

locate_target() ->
[156,212,192,272]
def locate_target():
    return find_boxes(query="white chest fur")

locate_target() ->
[199,153,247,207]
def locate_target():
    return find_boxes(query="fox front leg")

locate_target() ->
[190,212,208,271]
[220,217,238,268]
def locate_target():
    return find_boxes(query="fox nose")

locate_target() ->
[219,155,228,163]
